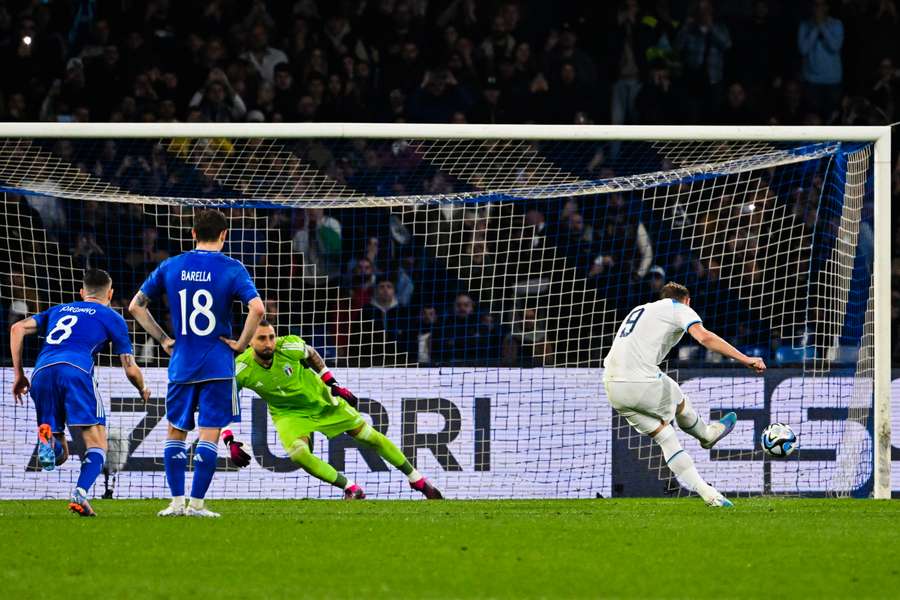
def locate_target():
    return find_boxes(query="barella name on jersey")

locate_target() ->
[180,270,212,282]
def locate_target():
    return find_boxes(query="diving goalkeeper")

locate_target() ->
[224,320,443,500]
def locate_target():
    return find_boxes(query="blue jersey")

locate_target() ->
[140,249,259,384]
[32,301,133,375]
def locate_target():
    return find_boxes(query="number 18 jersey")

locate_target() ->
[602,299,702,382]
[140,249,259,383]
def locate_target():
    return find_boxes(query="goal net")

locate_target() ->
[0,124,890,500]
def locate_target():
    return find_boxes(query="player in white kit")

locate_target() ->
[603,282,766,507]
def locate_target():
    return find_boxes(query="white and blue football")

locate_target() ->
[760,423,797,457]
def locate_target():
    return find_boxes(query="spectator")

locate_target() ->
[293,208,343,283]
[189,69,247,122]
[635,59,689,124]
[797,0,844,119]
[730,0,786,94]
[362,277,404,341]
[716,82,759,124]
[473,312,505,363]
[608,0,652,125]
[5,269,42,325]
[125,226,170,278]
[404,304,440,364]
[635,265,668,305]
[433,293,479,363]
[503,307,553,366]
[241,23,289,83]
[272,62,297,120]
[525,208,548,248]
[675,0,732,118]
[348,257,376,310]
[870,57,900,122]
[407,68,473,123]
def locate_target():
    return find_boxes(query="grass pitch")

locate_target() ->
[1,498,898,599]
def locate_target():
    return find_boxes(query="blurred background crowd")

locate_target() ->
[0,0,897,367]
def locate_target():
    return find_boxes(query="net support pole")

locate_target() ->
[873,128,892,499]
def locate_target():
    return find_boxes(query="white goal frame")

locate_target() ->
[0,122,891,499]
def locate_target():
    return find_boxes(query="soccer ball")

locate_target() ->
[760,423,797,457]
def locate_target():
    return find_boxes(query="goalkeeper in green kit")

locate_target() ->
[223,320,443,500]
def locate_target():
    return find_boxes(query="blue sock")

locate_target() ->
[163,440,188,497]
[76,448,106,493]
[53,441,65,462]
[190,441,218,501]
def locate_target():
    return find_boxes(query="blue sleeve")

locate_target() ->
[31,309,50,333]
[232,263,259,305]
[140,261,166,299]
[106,312,133,356]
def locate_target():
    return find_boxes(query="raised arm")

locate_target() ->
[10,317,39,404]
[687,323,765,373]
[120,353,152,402]
[128,291,175,355]
[220,296,265,354]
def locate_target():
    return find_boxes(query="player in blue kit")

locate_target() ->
[129,209,265,518]
[10,269,152,517]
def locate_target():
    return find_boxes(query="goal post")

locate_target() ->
[0,122,891,500]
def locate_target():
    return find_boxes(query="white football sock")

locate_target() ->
[676,397,711,442]
[653,425,717,501]
[171,495,185,506]
[407,469,423,484]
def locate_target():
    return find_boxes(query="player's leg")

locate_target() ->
[276,415,363,499]
[346,422,443,499]
[64,368,110,516]
[68,424,108,517]
[668,375,736,449]
[647,420,730,507]
[287,434,364,499]
[606,380,731,507]
[158,382,194,517]
[185,379,238,517]
[29,368,68,471]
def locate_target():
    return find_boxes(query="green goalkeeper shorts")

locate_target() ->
[273,400,365,451]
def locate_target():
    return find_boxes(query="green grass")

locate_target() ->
[1,498,898,599]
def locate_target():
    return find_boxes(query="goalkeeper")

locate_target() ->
[224,320,443,500]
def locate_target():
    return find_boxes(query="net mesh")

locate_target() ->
[0,133,878,500]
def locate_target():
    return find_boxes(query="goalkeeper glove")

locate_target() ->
[222,429,251,468]
[319,369,359,408]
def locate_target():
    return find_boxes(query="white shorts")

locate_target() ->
[603,374,684,435]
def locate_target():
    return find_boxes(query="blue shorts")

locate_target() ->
[30,364,106,433]
[166,379,239,431]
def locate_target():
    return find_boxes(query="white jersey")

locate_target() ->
[602,299,702,382]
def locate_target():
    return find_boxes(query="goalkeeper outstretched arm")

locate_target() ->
[687,323,766,373]
[305,346,358,408]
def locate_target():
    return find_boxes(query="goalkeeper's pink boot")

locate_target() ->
[343,484,366,500]
[410,477,444,500]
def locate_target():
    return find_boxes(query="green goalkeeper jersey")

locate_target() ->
[234,335,334,418]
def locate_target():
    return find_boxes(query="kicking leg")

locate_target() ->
[675,397,736,450]
[348,423,443,499]
[649,421,731,507]
[68,424,108,517]
[288,436,364,499]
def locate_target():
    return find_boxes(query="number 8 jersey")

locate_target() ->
[140,249,259,384]
[32,302,133,375]
[602,299,702,382]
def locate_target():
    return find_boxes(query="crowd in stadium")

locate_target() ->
[0,0,898,366]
